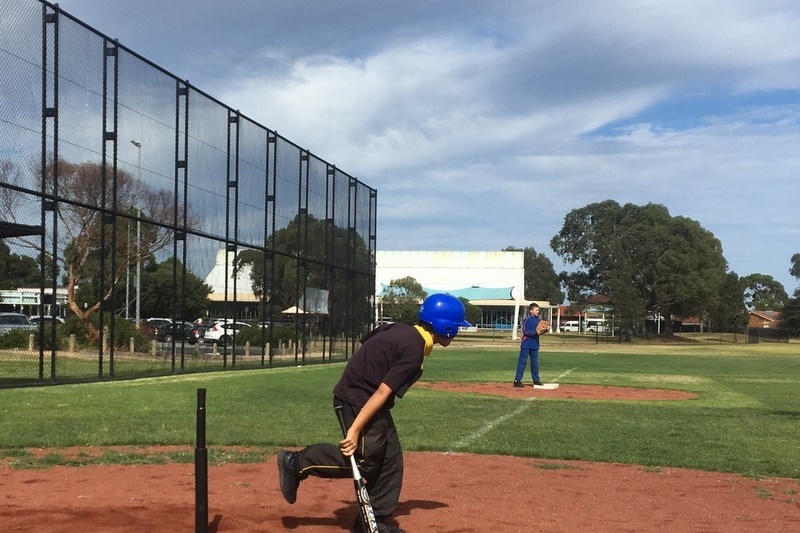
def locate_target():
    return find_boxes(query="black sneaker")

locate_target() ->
[351,515,406,533]
[277,449,300,504]
[533,381,543,386]
[513,380,524,388]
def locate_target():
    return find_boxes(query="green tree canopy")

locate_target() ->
[790,253,800,294]
[459,297,482,327]
[783,296,800,334]
[137,258,212,320]
[740,273,788,311]
[550,200,728,334]
[503,246,564,305]
[784,254,800,334]
[379,276,427,325]
[0,242,40,289]
[235,213,374,335]
[706,272,748,333]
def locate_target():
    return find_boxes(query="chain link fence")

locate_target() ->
[0,0,377,386]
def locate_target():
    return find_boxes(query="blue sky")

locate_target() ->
[55,0,800,294]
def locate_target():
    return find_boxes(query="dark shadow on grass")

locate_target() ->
[769,410,800,418]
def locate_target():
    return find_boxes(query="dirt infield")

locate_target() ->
[2,384,798,532]
[414,381,700,401]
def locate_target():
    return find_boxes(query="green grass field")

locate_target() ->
[1,338,798,479]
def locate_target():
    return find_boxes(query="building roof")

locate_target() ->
[750,310,783,321]
[376,250,526,302]
[423,286,515,301]
[378,284,515,301]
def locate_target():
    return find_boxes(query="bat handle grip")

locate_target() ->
[334,404,348,438]
[335,404,379,533]
[335,404,363,478]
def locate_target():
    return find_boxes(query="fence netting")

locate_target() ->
[0,0,377,386]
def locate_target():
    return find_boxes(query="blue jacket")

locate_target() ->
[520,315,541,349]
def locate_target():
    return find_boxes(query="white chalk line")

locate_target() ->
[447,398,535,452]
[446,367,577,453]
[555,367,577,381]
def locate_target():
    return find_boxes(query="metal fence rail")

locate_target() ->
[0,0,377,386]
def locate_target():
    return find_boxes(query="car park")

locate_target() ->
[153,321,195,343]
[138,318,172,334]
[187,318,220,345]
[0,312,36,335]
[188,324,206,345]
[202,320,251,346]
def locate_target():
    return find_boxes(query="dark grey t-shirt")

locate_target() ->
[333,322,425,408]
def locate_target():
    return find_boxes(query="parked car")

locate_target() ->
[0,312,36,335]
[139,318,172,334]
[188,324,206,345]
[28,315,66,326]
[187,318,220,345]
[153,321,195,343]
[203,320,251,346]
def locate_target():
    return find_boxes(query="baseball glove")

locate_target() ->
[536,320,549,335]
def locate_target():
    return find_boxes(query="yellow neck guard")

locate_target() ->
[414,325,434,357]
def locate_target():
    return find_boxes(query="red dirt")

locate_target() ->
[415,381,699,401]
[1,383,798,532]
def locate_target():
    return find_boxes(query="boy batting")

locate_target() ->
[277,293,472,533]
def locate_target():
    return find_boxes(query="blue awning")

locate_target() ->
[378,284,515,301]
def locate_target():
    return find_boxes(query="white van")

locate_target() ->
[559,319,606,333]
[560,320,581,332]
[586,318,606,333]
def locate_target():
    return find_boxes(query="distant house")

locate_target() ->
[673,315,702,333]
[748,310,785,329]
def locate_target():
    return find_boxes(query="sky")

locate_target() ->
[54,0,800,294]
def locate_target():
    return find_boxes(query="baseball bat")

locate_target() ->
[335,404,379,533]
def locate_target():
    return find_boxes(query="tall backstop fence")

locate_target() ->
[0,0,377,387]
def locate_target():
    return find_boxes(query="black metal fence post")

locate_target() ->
[195,388,208,533]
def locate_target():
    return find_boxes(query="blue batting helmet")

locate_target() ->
[418,293,472,338]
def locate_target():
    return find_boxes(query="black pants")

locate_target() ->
[296,398,403,517]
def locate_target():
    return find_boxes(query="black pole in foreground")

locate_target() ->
[195,388,208,533]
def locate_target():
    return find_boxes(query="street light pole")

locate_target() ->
[131,140,142,326]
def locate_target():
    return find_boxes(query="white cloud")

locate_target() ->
[47,0,800,292]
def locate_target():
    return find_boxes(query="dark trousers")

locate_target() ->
[296,398,404,517]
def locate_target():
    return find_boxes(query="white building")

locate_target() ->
[0,287,68,316]
[375,250,551,340]
[203,249,257,303]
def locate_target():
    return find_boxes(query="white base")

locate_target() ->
[533,383,560,390]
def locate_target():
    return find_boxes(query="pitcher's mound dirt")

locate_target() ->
[415,381,699,401]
